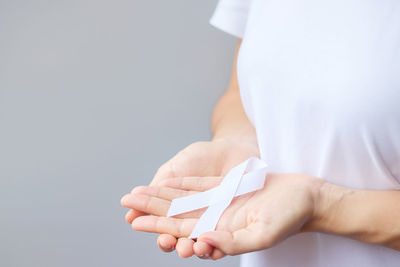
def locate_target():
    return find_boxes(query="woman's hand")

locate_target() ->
[123,138,259,258]
[121,172,324,258]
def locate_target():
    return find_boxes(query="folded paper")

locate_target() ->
[167,157,268,238]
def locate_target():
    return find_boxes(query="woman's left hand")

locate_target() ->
[121,173,325,259]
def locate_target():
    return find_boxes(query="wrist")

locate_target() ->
[212,130,257,143]
[303,181,355,235]
[212,135,259,157]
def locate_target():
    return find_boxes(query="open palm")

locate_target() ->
[122,172,322,257]
[124,138,259,258]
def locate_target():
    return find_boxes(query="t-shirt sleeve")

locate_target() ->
[209,0,251,38]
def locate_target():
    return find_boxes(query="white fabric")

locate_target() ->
[209,0,250,38]
[210,0,400,266]
[167,157,268,238]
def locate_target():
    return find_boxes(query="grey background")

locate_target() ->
[0,1,238,266]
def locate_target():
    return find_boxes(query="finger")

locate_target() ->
[121,194,170,216]
[131,185,194,201]
[193,240,213,259]
[159,176,222,192]
[176,238,195,258]
[157,234,177,252]
[132,215,197,238]
[210,248,226,261]
[121,194,204,218]
[198,223,267,255]
[125,209,146,224]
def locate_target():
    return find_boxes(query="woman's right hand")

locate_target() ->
[124,137,259,259]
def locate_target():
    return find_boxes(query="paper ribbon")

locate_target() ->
[167,157,268,238]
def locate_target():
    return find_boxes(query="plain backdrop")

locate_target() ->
[0,0,238,266]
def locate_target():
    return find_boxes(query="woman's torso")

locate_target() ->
[237,0,400,266]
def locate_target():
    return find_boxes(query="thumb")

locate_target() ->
[197,223,268,255]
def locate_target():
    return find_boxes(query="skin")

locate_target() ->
[122,40,400,259]
[125,138,260,259]
[122,173,323,256]
[122,173,400,256]
[124,40,255,259]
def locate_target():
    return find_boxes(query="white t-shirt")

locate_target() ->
[210,0,400,266]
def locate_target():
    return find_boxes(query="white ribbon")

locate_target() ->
[167,157,268,238]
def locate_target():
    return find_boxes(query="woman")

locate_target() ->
[121,0,400,266]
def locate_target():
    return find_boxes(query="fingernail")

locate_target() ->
[120,195,128,205]
[198,254,210,259]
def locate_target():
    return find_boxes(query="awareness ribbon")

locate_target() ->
[167,157,268,238]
